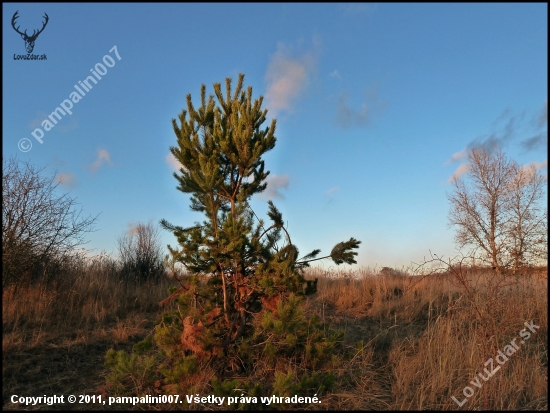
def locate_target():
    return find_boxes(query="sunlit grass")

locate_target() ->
[3,261,547,410]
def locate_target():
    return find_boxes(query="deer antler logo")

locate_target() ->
[12,11,49,54]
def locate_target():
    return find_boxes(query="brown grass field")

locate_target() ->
[3,260,547,410]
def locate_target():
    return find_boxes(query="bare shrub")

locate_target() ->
[2,157,97,288]
[117,222,165,282]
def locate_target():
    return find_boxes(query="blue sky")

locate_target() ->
[3,3,547,269]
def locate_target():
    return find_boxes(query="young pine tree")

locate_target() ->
[105,74,360,400]
[160,73,359,359]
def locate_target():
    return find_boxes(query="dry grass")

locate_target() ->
[3,262,547,410]
[2,256,171,411]
[304,266,548,410]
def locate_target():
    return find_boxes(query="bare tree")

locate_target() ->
[448,147,547,273]
[2,157,97,287]
[505,163,548,271]
[117,222,164,282]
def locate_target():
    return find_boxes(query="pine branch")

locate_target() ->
[330,238,362,265]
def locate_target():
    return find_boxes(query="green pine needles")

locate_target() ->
[105,74,361,404]
[160,73,360,356]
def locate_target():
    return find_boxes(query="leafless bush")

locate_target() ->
[116,222,164,282]
[379,266,407,278]
[2,157,97,288]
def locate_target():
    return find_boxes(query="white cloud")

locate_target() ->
[257,174,289,200]
[264,42,317,117]
[447,163,470,183]
[90,149,112,173]
[166,152,185,171]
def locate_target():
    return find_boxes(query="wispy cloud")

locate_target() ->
[336,87,385,129]
[29,112,48,130]
[537,100,547,128]
[532,159,548,181]
[446,149,468,165]
[446,155,547,184]
[257,173,289,200]
[520,132,548,152]
[532,159,548,170]
[55,172,76,188]
[325,186,340,196]
[447,164,470,183]
[29,111,79,132]
[57,118,79,132]
[329,69,341,79]
[447,102,548,164]
[454,108,523,159]
[165,152,184,171]
[324,186,340,204]
[476,108,524,151]
[514,159,548,185]
[337,93,369,128]
[521,159,548,174]
[264,41,318,117]
[521,100,548,152]
[90,149,112,173]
